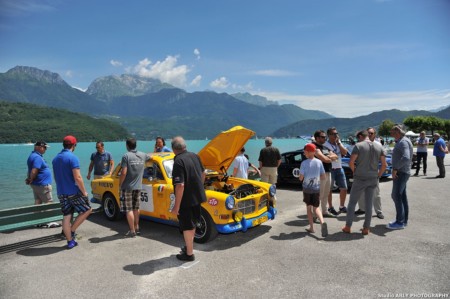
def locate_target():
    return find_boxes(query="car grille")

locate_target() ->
[237,199,256,215]
[258,195,268,210]
[236,196,268,215]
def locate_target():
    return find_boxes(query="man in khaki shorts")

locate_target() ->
[258,137,281,184]
[26,141,60,228]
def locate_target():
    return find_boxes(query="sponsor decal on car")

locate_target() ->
[157,185,165,192]
[208,198,218,206]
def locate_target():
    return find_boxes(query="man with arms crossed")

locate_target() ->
[52,135,92,249]
[171,136,207,261]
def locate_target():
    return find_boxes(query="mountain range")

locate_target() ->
[1,66,449,141]
[0,66,332,139]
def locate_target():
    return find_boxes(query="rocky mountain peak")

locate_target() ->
[7,66,66,85]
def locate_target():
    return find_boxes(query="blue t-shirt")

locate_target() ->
[299,158,324,193]
[52,149,81,196]
[155,146,171,153]
[27,151,52,186]
[90,151,113,175]
[433,138,446,157]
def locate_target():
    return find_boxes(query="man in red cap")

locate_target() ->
[52,135,92,249]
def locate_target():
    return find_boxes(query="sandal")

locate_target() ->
[305,228,315,233]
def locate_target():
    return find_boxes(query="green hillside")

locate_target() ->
[0,101,128,143]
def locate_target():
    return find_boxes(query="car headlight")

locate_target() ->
[225,195,235,210]
[269,184,276,197]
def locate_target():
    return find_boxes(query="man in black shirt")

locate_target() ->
[171,136,207,261]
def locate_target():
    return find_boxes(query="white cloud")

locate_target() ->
[251,69,298,77]
[210,77,229,89]
[65,70,73,78]
[0,0,56,17]
[132,55,189,87]
[193,48,201,60]
[110,59,123,67]
[190,75,202,87]
[258,89,450,118]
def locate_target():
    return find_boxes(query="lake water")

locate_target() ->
[0,138,306,210]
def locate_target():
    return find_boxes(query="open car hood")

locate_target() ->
[198,126,255,173]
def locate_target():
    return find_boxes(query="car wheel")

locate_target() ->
[194,209,218,244]
[103,193,121,221]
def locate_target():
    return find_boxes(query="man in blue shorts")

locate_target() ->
[171,136,207,261]
[52,135,92,249]
[324,127,348,215]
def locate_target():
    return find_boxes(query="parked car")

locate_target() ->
[91,126,277,243]
[277,149,353,189]
[341,148,393,181]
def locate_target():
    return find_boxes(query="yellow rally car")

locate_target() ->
[91,126,277,243]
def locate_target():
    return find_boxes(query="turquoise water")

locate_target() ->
[0,138,306,210]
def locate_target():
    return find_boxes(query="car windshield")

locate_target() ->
[163,159,174,178]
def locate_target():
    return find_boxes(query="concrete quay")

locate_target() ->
[1,155,449,299]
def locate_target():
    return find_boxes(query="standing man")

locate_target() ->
[356,127,386,219]
[387,124,413,230]
[433,133,448,178]
[313,130,338,218]
[52,135,92,249]
[414,131,429,176]
[342,130,386,235]
[232,147,250,179]
[258,137,281,184]
[87,141,114,180]
[119,138,150,237]
[26,141,53,205]
[171,136,207,261]
[324,127,348,215]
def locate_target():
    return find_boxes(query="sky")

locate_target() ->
[0,0,449,118]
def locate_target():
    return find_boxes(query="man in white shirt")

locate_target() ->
[324,127,348,215]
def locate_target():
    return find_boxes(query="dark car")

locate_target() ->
[277,149,353,189]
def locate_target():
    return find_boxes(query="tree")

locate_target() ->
[378,119,395,139]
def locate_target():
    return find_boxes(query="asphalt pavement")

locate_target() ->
[1,150,449,299]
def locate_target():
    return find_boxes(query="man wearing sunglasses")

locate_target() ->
[324,127,348,216]
[26,141,53,205]
[313,130,338,218]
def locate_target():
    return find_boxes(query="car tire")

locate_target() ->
[103,193,121,221]
[194,209,218,244]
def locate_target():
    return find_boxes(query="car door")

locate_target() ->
[140,161,169,218]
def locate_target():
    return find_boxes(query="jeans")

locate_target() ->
[391,172,410,224]
[415,152,427,174]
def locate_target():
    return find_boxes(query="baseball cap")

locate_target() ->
[63,135,77,145]
[35,141,49,148]
[304,143,316,152]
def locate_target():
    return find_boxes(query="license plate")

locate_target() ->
[252,215,268,227]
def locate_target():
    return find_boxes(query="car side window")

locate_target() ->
[295,154,303,163]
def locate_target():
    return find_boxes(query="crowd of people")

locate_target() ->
[24,125,448,257]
